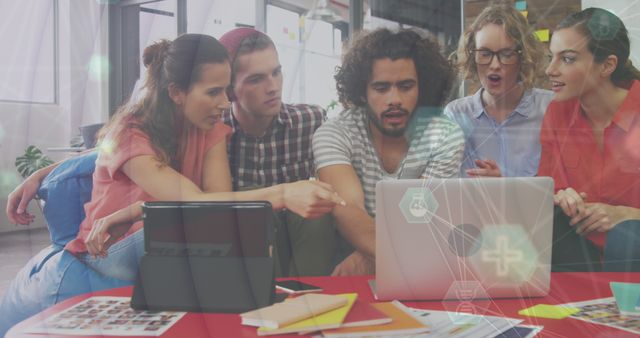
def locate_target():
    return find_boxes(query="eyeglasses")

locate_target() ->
[470,48,522,65]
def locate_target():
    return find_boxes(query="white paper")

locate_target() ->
[24,296,186,336]
[562,297,640,335]
[396,304,522,338]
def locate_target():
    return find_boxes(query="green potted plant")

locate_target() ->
[15,145,53,179]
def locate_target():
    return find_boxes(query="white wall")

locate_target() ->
[581,0,640,66]
[0,0,109,232]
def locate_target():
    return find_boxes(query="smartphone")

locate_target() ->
[275,280,323,294]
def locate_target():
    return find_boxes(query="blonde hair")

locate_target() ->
[455,3,546,89]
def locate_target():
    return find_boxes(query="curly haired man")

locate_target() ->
[313,28,465,275]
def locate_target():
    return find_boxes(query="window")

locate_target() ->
[303,19,342,115]
[0,0,56,103]
[139,0,178,62]
[267,4,343,116]
[267,5,302,103]
[109,0,184,112]
[187,0,256,37]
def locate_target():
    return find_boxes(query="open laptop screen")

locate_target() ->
[141,201,272,257]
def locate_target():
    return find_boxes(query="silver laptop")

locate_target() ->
[374,177,554,301]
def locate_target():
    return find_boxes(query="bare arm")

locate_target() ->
[6,148,99,224]
[6,161,61,224]
[318,164,374,258]
[122,149,345,218]
[201,140,232,193]
[123,154,286,206]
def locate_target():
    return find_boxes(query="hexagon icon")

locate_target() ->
[468,225,539,286]
[442,280,490,323]
[398,187,438,223]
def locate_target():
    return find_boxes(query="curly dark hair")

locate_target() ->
[335,28,453,109]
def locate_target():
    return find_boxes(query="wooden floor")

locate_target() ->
[0,228,50,300]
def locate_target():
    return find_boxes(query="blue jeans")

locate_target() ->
[80,230,145,281]
[603,220,640,272]
[0,247,131,337]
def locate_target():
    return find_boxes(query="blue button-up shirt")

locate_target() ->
[444,88,553,177]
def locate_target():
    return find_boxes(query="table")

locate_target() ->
[8,272,640,337]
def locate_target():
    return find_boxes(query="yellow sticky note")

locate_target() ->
[535,29,550,42]
[520,10,528,19]
[518,304,580,319]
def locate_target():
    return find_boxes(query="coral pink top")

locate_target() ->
[538,80,640,249]
[65,119,231,254]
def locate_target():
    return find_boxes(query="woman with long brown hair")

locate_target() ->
[541,8,640,271]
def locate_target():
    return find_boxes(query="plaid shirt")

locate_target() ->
[223,103,326,189]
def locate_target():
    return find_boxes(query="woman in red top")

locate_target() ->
[37,34,344,281]
[540,8,640,271]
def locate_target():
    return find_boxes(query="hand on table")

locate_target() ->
[331,251,375,276]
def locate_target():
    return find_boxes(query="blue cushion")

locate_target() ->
[37,151,97,247]
[0,246,131,337]
[0,150,133,336]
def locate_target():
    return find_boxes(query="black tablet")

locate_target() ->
[132,201,276,313]
[141,201,273,257]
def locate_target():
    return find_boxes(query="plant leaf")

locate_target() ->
[15,146,54,178]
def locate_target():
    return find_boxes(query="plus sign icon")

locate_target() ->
[482,235,523,277]
[468,225,538,286]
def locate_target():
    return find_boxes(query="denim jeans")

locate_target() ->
[551,207,602,272]
[552,206,640,272]
[603,220,640,272]
[80,230,145,281]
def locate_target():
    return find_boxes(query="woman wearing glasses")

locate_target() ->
[445,4,552,177]
[540,8,640,271]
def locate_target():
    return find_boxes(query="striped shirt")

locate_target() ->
[313,106,465,216]
[223,103,326,189]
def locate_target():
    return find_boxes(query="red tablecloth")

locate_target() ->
[8,272,640,337]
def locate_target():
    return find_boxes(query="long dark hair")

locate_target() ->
[100,34,229,167]
[557,7,640,86]
[335,28,453,109]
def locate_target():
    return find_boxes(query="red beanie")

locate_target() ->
[219,27,272,66]
[219,28,272,101]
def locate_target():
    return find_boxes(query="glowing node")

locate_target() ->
[98,139,115,155]
[88,54,110,81]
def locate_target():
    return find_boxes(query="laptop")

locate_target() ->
[374,177,554,301]
[131,201,276,313]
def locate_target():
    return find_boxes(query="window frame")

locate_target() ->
[0,0,59,105]
[108,0,186,114]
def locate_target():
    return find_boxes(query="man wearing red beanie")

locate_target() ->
[219,28,336,277]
